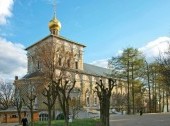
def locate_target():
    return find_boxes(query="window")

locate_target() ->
[94,97,97,105]
[10,114,17,118]
[59,58,61,66]
[39,113,48,121]
[67,59,70,68]
[86,97,90,106]
[34,97,38,109]
[52,30,56,35]
[37,60,40,69]
[75,62,78,69]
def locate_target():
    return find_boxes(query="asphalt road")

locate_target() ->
[110,113,170,126]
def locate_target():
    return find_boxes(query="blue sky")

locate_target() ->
[1,0,170,80]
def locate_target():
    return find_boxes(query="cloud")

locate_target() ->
[0,0,14,25]
[0,35,169,82]
[90,36,170,68]
[139,36,170,60]
[0,37,27,81]
[90,59,108,68]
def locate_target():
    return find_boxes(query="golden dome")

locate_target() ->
[48,16,61,31]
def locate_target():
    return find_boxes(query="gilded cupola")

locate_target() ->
[48,0,61,35]
[48,15,61,35]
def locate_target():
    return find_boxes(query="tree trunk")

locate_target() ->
[105,98,110,126]
[64,103,69,126]
[146,62,151,113]
[166,92,169,112]
[127,64,130,114]
[162,88,164,112]
[96,79,116,126]
[31,109,34,126]
[65,100,69,126]
[64,118,69,126]
[18,111,21,124]
[48,108,51,126]
[158,85,161,112]
[52,105,55,120]
[132,63,135,114]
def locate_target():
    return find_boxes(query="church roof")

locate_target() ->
[0,107,38,113]
[83,63,112,77]
[22,71,44,79]
[25,34,86,50]
[22,64,111,79]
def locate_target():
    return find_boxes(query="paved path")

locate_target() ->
[110,113,170,126]
[0,123,19,126]
[1,113,170,126]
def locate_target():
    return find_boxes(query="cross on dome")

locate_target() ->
[48,0,61,35]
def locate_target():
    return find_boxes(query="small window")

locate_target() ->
[37,61,40,69]
[94,97,97,105]
[59,58,61,66]
[39,113,48,121]
[75,62,78,69]
[67,59,70,68]
[10,114,17,118]
[52,30,56,35]
[87,97,90,106]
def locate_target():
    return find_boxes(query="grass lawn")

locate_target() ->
[34,119,100,126]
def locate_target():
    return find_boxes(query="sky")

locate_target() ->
[0,0,170,81]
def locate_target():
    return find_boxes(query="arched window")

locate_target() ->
[86,96,90,106]
[67,59,70,68]
[85,89,90,106]
[37,60,40,69]
[34,97,38,109]
[39,113,48,121]
[75,61,78,69]
[93,92,97,106]
[59,57,61,66]
[94,97,97,105]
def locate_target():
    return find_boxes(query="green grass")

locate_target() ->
[34,119,100,126]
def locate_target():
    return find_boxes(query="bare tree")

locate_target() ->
[0,79,14,110]
[13,88,23,124]
[95,78,116,126]
[54,76,76,126]
[69,88,81,119]
[22,79,37,126]
[156,45,170,112]
[156,45,170,87]
[42,79,58,126]
[111,93,127,113]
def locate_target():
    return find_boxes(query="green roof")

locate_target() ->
[83,63,111,77]
[22,64,111,79]
[23,71,43,79]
